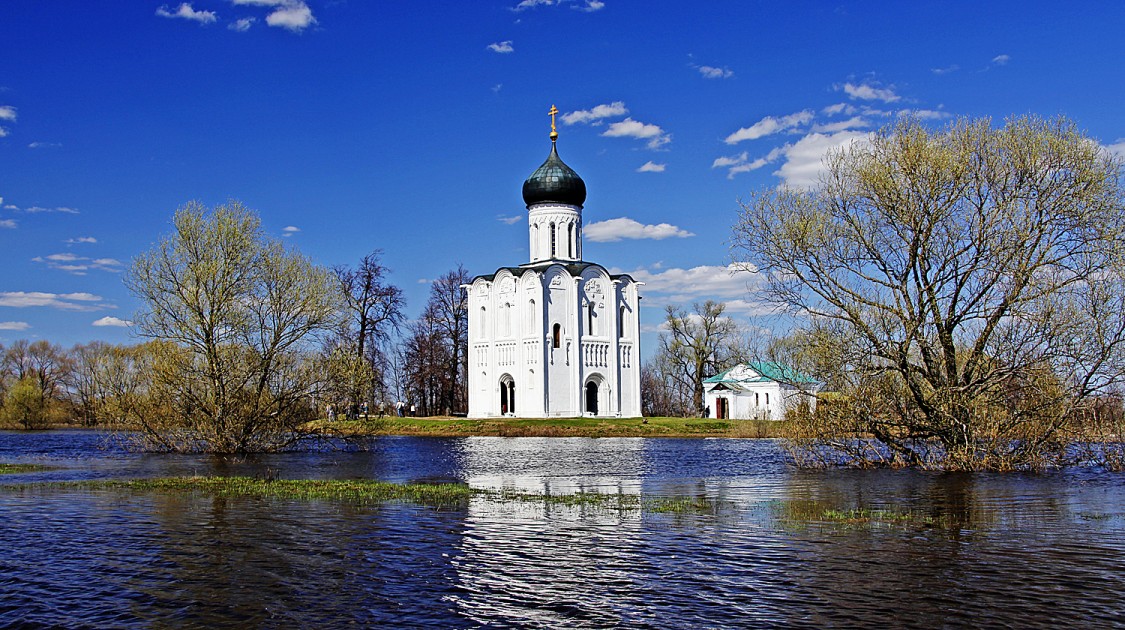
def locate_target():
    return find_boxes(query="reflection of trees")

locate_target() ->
[135,491,473,625]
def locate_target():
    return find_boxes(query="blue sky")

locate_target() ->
[2,0,1123,358]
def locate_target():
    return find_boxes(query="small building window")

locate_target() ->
[550,222,556,257]
[568,223,574,258]
[480,306,487,337]
[552,323,561,348]
[765,392,770,405]
[618,305,626,338]
[528,299,536,332]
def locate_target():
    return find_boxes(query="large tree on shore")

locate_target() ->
[656,300,741,416]
[333,251,404,404]
[401,265,470,415]
[126,201,339,453]
[732,116,1125,470]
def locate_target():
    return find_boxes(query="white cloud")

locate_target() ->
[1106,139,1125,160]
[513,0,559,10]
[899,108,950,121]
[713,147,785,179]
[821,103,858,116]
[92,316,132,328]
[25,206,79,214]
[156,3,218,23]
[281,226,300,237]
[774,130,871,188]
[0,128,8,138]
[562,101,628,125]
[229,17,256,31]
[0,321,30,331]
[233,0,316,32]
[992,54,1011,66]
[492,84,503,93]
[33,253,124,275]
[497,215,523,225]
[636,161,665,173]
[698,65,733,79]
[65,236,97,244]
[712,152,748,169]
[602,117,671,149]
[0,219,15,229]
[811,116,869,133]
[29,142,62,149]
[574,0,605,11]
[488,40,514,53]
[839,81,900,103]
[0,106,16,121]
[0,292,108,311]
[932,64,960,75]
[620,263,760,302]
[724,110,813,144]
[585,217,694,242]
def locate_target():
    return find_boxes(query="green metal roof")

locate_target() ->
[704,361,817,385]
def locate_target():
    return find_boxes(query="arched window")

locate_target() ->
[550,222,556,257]
[552,323,561,349]
[532,223,539,258]
[587,303,596,335]
[502,302,512,337]
[528,299,536,332]
[567,223,574,258]
[618,305,626,338]
[479,306,487,337]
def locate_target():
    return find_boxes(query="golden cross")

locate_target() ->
[549,104,559,140]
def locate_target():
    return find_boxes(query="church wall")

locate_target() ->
[544,267,576,416]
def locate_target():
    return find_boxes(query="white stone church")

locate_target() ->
[465,112,642,418]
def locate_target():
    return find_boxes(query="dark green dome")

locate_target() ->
[522,142,586,207]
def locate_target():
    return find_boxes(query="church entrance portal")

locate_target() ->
[585,382,599,415]
[499,376,515,415]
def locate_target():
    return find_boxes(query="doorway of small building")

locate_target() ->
[499,375,515,415]
[585,381,599,415]
[715,397,729,420]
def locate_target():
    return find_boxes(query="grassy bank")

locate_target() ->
[311,416,790,439]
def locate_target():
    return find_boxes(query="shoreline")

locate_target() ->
[310,416,791,439]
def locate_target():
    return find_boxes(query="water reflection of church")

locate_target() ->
[466,107,642,418]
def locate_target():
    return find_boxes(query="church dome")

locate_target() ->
[522,141,587,207]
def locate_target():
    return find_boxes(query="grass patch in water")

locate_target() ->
[17,476,722,514]
[89,476,475,506]
[0,463,53,474]
[772,498,944,529]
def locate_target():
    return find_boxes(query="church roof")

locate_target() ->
[471,261,636,284]
[522,140,587,208]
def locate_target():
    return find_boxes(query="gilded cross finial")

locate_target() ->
[549,104,559,142]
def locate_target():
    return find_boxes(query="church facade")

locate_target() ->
[465,111,642,418]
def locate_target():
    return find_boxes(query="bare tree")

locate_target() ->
[333,251,404,406]
[732,115,1125,470]
[656,300,741,416]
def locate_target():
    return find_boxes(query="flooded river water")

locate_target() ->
[0,431,1122,628]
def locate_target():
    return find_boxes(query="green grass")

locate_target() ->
[86,476,476,506]
[312,416,790,439]
[0,463,53,474]
[5,475,724,515]
[771,498,946,528]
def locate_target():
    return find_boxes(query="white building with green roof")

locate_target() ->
[703,362,821,421]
